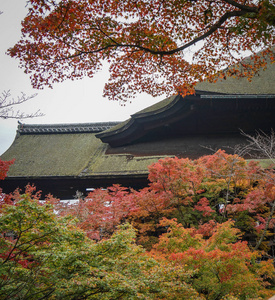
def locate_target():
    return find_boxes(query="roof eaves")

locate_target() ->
[200,94,275,99]
[3,170,151,180]
[96,95,181,139]
[96,91,226,142]
[96,95,183,144]
[96,118,135,139]
[132,95,179,117]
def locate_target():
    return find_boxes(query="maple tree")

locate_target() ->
[0,159,14,180]
[123,151,275,254]
[1,155,275,298]
[150,218,275,299]
[0,162,200,299]
[3,190,274,300]
[0,192,203,299]
[0,159,15,210]
[57,184,132,239]
[8,0,275,102]
[54,151,275,257]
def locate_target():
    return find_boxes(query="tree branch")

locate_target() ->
[222,0,259,13]
[49,8,254,65]
[0,90,44,119]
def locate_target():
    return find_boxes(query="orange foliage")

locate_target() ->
[8,0,275,102]
[1,153,275,298]
[151,219,275,299]
[55,151,275,254]
[58,184,132,239]
[0,159,14,180]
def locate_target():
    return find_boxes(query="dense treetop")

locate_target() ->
[8,0,275,102]
[1,152,275,299]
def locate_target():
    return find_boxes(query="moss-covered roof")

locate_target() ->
[134,95,178,116]
[96,55,275,147]
[196,52,275,94]
[1,127,169,178]
[82,154,169,176]
[2,53,275,180]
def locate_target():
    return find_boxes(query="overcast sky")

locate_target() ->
[0,0,164,155]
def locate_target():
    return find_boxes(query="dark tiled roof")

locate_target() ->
[96,91,275,147]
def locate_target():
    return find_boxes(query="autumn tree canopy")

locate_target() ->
[0,191,203,300]
[9,0,275,102]
[1,155,275,298]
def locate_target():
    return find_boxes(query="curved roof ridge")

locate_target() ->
[17,121,120,135]
[96,91,223,145]
[96,95,181,139]
[96,94,202,147]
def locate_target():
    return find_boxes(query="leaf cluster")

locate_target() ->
[8,0,275,102]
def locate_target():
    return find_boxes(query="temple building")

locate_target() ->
[1,56,275,199]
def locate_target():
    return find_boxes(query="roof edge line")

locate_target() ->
[96,95,182,141]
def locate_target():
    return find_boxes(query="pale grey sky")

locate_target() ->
[0,0,163,155]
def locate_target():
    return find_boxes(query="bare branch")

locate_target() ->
[201,143,248,158]
[240,129,275,164]
[240,130,275,250]
[0,90,44,119]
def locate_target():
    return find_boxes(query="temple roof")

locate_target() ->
[97,92,275,147]
[97,54,275,147]
[1,52,274,190]
[2,92,275,181]
[1,124,167,179]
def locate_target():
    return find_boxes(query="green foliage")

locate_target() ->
[151,220,275,300]
[1,151,275,299]
[0,195,200,300]
[0,195,86,299]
